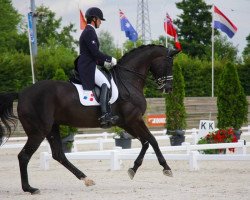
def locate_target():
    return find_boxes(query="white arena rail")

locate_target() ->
[0,141,50,151]
[2,125,250,151]
[40,140,250,171]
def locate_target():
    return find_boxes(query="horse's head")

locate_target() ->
[150,48,180,93]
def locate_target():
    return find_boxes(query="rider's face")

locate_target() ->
[96,18,101,28]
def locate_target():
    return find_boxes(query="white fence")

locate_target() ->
[40,139,250,171]
[2,126,250,172]
[1,125,250,152]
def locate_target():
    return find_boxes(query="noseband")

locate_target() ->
[156,75,173,90]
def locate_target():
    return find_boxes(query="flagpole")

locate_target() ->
[165,13,168,48]
[211,4,215,97]
[165,26,168,48]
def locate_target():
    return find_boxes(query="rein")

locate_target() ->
[113,63,171,91]
[115,64,146,82]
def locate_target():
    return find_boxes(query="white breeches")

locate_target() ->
[95,67,111,88]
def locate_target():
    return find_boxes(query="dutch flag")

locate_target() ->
[213,6,237,38]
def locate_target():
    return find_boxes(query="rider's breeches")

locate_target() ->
[95,67,110,88]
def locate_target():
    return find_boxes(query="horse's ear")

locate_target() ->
[169,49,181,57]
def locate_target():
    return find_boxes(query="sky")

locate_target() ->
[12,0,250,55]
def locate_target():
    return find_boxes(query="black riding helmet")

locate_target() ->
[85,7,105,21]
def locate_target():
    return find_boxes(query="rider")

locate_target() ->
[77,7,118,128]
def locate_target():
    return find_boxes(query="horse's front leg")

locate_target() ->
[128,139,149,179]
[146,133,173,177]
[125,120,172,178]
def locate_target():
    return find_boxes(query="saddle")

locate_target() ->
[69,68,118,106]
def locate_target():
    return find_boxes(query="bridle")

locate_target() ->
[114,62,172,90]
[156,75,173,90]
[152,55,174,90]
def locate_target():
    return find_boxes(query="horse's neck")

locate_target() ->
[114,47,163,96]
[121,46,163,75]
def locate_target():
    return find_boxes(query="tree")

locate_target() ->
[0,52,32,92]
[99,30,116,56]
[165,62,187,145]
[35,39,76,81]
[151,35,176,49]
[122,37,144,53]
[217,63,248,130]
[36,5,77,51]
[243,33,250,61]
[165,63,187,130]
[52,68,68,81]
[204,35,239,62]
[174,0,212,57]
[0,0,26,53]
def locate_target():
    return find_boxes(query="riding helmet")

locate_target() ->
[85,7,105,21]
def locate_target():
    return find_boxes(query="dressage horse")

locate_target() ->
[0,44,179,194]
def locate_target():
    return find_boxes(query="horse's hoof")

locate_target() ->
[31,189,40,195]
[83,177,95,186]
[128,168,136,180]
[163,169,173,177]
[23,186,40,195]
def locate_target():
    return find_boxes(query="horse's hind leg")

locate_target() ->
[18,134,45,194]
[46,124,95,186]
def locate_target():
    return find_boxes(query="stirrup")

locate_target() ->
[99,113,119,128]
[99,114,112,128]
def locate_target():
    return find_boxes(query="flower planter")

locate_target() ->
[61,134,74,153]
[168,130,185,146]
[200,148,226,154]
[115,138,132,149]
[198,128,238,154]
[234,129,242,140]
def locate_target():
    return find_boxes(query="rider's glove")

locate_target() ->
[111,57,117,67]
[104,61,112,70]
[104,57,117,70]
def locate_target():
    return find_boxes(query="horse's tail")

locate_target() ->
[0,93,19,146]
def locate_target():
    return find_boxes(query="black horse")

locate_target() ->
[0,44,179,194]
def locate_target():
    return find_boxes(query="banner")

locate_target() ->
[147,114,166,127]
[27,12,35,44]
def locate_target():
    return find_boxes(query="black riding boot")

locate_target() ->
[99,84,119,128]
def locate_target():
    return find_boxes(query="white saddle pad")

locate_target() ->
[72,78,119,106]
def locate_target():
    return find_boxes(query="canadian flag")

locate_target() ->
[164,13,181,50]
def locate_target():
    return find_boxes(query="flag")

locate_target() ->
[80,9,87,30]
[119,9,138,42]
[27,12,35,44]
[164,13,181,50]
[213,6,237,38]
[164,13,177,38]
[174,37,181,51]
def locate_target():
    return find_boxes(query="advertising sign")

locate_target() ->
[147,114,166,127]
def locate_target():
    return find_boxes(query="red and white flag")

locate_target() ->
[80,9,87,30]
[164,13,181,50]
